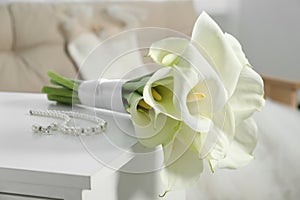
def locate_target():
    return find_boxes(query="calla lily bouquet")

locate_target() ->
[43,12,265,195]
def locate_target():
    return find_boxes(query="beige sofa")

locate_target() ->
[0,1,197,92]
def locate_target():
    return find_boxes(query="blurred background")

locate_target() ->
[0,0,299,108]
[0,1,300,200]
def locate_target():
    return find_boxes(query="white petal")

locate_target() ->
[161,126,203,191]
[191,11,243,97]
[163,123,199,162]
[171,66,213,132]
[144,67,212,132]
[206,127,231,170]
[224,33,251,67]
[234,117,258,154]
[229,67,265,125]
[148,37,189,66]
[217,117,258,169]
[176,43,228,113]
[162,53,180,66]
[143,67,181,120]
[202,105,235,169]
[129,96,178,147]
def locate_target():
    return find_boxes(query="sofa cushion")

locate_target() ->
[0,3,77,92]
[0,6,13,51]
[10,3,63,49]
[0,45,76,92]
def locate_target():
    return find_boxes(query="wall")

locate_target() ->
[238,0,300,101]
[238,0,300,81]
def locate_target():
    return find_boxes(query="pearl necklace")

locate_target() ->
[29,110,107,136]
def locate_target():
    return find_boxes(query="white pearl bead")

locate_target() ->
[30,110,107,136]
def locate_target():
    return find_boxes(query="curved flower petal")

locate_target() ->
[217,117,258,169]
[148,37,189,66]
[206,127,231,171]
[163,122,199,162]
[171,66,213,132]
[176,43,228,113]
[161,125,203,191]
[191,11,243,97]
[229,67,265,125]
[143,67,212,132]
[161,147,203,191]
[143,67,181,120]
[129,96,178,147]
[202,105,235,170]
[224,33,251,68]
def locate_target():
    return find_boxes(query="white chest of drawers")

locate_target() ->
[0,92,184,200]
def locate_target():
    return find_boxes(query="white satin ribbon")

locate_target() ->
[78,79,127,113]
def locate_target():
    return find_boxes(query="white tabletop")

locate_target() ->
[0,92,137,189]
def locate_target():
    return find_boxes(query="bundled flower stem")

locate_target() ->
[42,71,81,105]
[42,71,157,112]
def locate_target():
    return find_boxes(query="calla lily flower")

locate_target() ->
[129,11,265,192]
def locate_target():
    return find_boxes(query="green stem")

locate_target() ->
[47,70,79,91]
[49,79,81,88]
[50,79,61,86]
[70,79,82,85]
[122,73,153,94]
[47,94,81,105]
[159,190,169,198]
[42,86,77,98]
